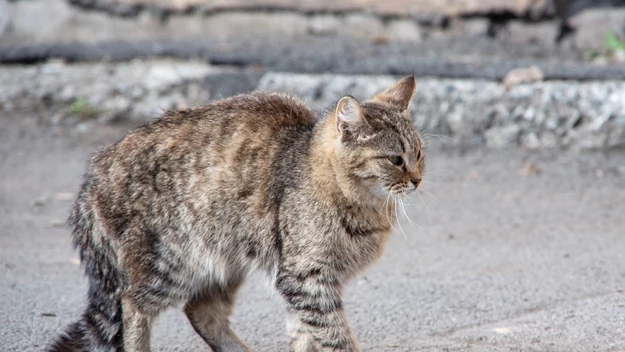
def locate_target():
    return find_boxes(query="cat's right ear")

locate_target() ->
[373,75,416,112]
[335,96,364,136]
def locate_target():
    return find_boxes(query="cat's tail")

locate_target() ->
[48,187,125,352]
[48,266,124,352]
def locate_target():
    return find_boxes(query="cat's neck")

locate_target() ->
[308,117,391,212]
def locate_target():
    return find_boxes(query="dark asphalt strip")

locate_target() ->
[1,37,625,80]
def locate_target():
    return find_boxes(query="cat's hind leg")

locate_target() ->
[121,296,156,352]
[184,278,251,352]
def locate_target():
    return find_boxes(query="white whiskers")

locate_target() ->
[383,192,399,237]
[398,193,422,231]
[390,194,411,244]
[419,189,440,208]
[382,180,442,243]
[419,123,451,146]
[416,191,431,223]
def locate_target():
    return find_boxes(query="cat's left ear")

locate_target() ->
[335,96,365,135]
[373,75,416,112]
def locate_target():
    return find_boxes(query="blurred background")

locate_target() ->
[3,0,625,148]
[1,1,625,351]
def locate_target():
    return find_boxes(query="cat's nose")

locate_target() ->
[411,178,422,188]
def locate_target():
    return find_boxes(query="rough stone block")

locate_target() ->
[0,0,10,38]
[8,0,73,43]
[342,14,385,41]
[4,0,164,44]
[308,15,341,36]
[386,19,423,42]
[502,20,559,48]
[449,18,490,37]
[570,8,625,50]
[63,11,163,42]
[168,12,309,40]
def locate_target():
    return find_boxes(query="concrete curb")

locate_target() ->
[2,38,625,80]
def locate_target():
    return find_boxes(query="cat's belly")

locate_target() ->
[130,218,278,307]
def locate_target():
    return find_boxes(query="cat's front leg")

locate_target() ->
[286,308,317,352]
[277,270,360,352]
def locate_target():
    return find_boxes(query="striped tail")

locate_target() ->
[48,188,125,352]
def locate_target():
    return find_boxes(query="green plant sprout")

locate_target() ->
[69,97,99,120]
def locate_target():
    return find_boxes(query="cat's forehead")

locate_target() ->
[359,102,421,148]
[361,102,410,126]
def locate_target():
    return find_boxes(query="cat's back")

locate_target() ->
[85,92,317,216]
[141,91,315,139]
[206,91,317,129]
[94,91,316,162]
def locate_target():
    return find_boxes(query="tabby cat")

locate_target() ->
[49,76,425,352]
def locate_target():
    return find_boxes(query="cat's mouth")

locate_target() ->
[388,183,415,195]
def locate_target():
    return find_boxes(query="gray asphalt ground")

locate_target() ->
[1,112,625,351]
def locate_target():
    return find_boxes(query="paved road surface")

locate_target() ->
[1,112,624,351]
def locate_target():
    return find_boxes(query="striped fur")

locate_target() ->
[49,76,424,352]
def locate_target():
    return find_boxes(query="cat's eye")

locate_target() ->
[416,150,422,161]
[387,154,404,166]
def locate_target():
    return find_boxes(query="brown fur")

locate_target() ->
[48,76,424,352]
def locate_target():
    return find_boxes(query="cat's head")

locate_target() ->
[330,76,424,197]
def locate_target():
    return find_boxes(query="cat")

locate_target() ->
[48,76,425,352]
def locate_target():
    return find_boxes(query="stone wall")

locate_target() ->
[2,0,625,54]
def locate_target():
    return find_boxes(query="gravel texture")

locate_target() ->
[1,60,623,150]
[258,73,625,150]
[0,59,220,123]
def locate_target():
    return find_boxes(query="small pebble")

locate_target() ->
[503,65,544,91]
[494,327,511,334]
[49,219,65,228]
[31,197,48,207]
[519,163,541,176]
